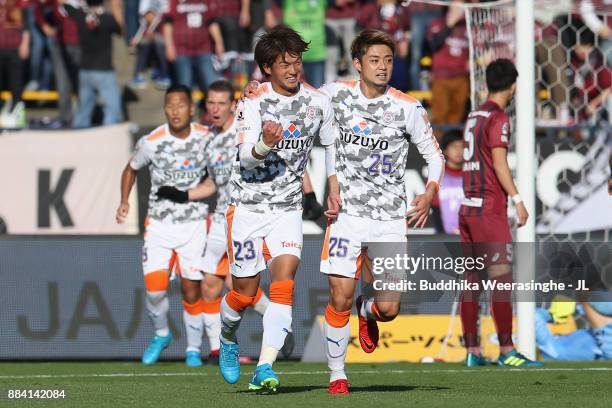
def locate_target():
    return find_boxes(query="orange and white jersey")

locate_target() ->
[319,80,445,221]
[230,82,336,214]
[131,123,212,224]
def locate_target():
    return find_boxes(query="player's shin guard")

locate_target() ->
[220,290,254,343]
[259,280,294,367]
[183,300,205,353]
[252,287,270,316]
[145,291,170,337]
[202,298,222,351]
[491,272,514,349]
[324,304,350,382]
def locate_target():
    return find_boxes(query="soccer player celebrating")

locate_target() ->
[218,26,336,392]
[320,29,445,394]
[459,58,542,367]
[116,85,216,367]
[156,80,271,363]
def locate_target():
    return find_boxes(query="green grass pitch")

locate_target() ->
[1,361,612,407]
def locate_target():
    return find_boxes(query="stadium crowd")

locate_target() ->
[0,0,609,129]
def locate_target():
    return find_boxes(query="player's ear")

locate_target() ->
[263,63,273,77]
[353,57,362,74]
[190,102,196,117]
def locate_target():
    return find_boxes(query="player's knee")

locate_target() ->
[201,276,224,301]
[330,292,353,312]
[181,279,201,304]
[269,280,294,305]
[374,302,400,321]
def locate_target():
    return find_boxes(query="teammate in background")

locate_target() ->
[116,85,216,367]
[154,80,271,364]
[431,129,464,235]
[459,59,542,367]
[218,26,336,393]
[320,29,445,394]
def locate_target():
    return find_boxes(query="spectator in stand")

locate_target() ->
[163,0,224,92]
[325,0,360,81]
[427,1,469,137]
[277,0,327,88]
[405,0,443,90]
[0,0,30,128]
[128,0,171,90]
[26,0,53,91]
[570,28,611,123]
[213,0,251,56]
[357,0,410,90]
[534,0,573,122]
[431,129,464,235]
[64,0,124,128]
[580,0,611,68]
[35,0,80,127]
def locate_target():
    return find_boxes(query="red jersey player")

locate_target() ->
[459,58,542,367]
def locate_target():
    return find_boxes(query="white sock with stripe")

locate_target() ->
[203,312,221,351]
[324,320,350,382]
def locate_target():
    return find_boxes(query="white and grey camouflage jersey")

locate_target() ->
[205,121,237,223]
[320,80,445,221]
[230,82,336,213]
[131,123,212,224]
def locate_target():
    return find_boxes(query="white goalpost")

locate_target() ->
[406,0,537,359]
[514,0,536,360]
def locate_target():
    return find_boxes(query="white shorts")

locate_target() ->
[143,218,207,281]
[201,218,229,276]
[320,212,406,279]
[225,205,303,278]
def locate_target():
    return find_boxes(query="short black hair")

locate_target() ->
[486,58,518,93]
[165,84,192,103]
[254,25,309,73]
[351,29,395,61]
[441,129,464,151]
[206,80,235,102]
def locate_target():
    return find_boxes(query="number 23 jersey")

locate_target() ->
[230,82,336,213]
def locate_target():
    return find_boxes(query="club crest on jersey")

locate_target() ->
[383,111,394,124]
[340,120,389,151]
[307,106,317,119]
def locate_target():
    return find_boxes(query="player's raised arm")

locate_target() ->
[234,97,281,169]
[406,105,445,228]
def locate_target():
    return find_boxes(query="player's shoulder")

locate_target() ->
[245,82,272,100]
[302,82,331,105]
[143,124,168,144]
[386,86,420,106]
[192,122,213,136]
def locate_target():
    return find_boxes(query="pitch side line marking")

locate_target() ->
[1,367,612,380]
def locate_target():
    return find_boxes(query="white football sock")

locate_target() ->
[146,290,169,337]
[253,291,270,316]
[183,310,203,353]
[220,296,243,344]
[203,312,221,351]
[324,319,350,382]
[258,302,292,366]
